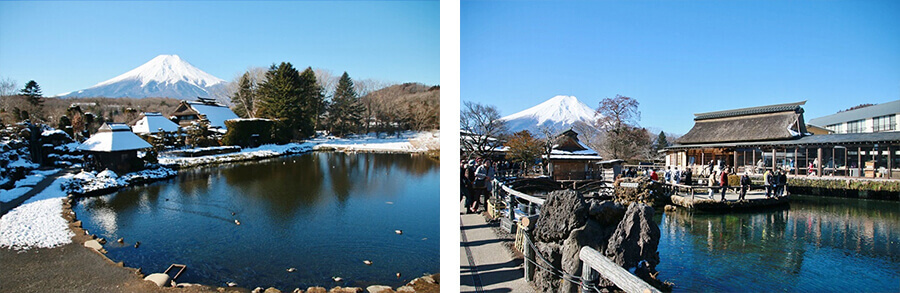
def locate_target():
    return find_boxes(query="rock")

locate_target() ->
[533,190,587,243]
[144,273,170,287]
[329,287,362,293]
[73,220,82,227]
[217,288,226,292]
[365,285,394,293]
[531,242,563,293]
[587,200,626,226]
[292,289,303,293]
[97,237,106,244]
[605,203,660,271]
[83,240,103,251]
[252,288,264,293]
[613,177,668,207]
[264,287,282,293]
[395,286,415,292]
[306,287,327,293]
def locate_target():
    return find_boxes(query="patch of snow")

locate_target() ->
[311,130,440,153]
[159,143,313,168]
[187,102,239,130]
[0,175,74,250]
[77,124,152,152]
[0,187,30,202]
[65,166,176,195]
[132,113,181,134]
[41,129,69,138]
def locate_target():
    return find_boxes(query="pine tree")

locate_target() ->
[256,62,320,139]
[20,80,43,120]
[328,72,365,136]
[656,131,669,149]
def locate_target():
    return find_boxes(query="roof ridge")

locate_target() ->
[694,101,806,120]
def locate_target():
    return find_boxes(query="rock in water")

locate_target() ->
[533,190,587,243]
[117,237,124,243]
[606,203,660,271]
[363,260,372,265]
[394,230,402,235]
[287,267,297,272]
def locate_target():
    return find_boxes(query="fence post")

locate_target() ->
[524,232,535,282]
[581,260,598,293]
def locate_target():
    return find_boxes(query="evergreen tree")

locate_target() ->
[297,67,324,137]
[656,131,669,149]
[20,80,43,120]
[256,62,320,139]
[328,72,365,136]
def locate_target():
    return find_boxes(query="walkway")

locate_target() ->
[460,201,532,293]
[0,168,76,216]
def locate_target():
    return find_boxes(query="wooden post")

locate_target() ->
[794,148,799,175]
[524,234,535,282]
[888,146,893,179]
[733,149,738,173]
[752,149,756,173]
[805,148,809,175]
[507,185,516,222]
[772,148,777,172]
[858,146,863,177]
[817,148,823,176]
[581,261,599,293]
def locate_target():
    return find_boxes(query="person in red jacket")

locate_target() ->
[650,169,659,181]
[719,168,729,201]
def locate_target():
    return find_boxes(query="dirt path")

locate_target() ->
[0,168,75,216]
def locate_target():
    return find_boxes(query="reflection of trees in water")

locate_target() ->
[788,196,900,262]
[220,154,325,219]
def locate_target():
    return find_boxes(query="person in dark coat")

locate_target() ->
[739,172,751,200]
[719,169,729,202]
[683,168,692,186]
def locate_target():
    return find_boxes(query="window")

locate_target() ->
[846,119,865,133]
[826,123,843,133]
[872,114,896,132]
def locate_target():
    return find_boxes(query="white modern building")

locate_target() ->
[809,100,899,134]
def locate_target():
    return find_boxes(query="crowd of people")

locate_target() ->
[625,161,790,201]
[460,158,520,214]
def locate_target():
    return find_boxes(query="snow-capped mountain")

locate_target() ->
[58,54,226,100]
[501,95,600,134]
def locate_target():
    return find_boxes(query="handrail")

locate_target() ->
[500,183,546,206]
[579,246,661,293]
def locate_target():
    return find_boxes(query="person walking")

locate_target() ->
[650,169,659,181]
[719,168,729,202]
[471,159,488,213]
[739,172,751,200]
[674,167,682,185]
[708,171,717,198]
[764,169,773,197]
[664,166,672,183]
[683,167,692,186]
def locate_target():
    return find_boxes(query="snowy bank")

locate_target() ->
[0,175,75,250]
[159,143,313,168]
[64,167,178,196]
[311,130,440,153]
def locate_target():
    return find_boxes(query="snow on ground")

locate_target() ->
[0,169,61,202]
[0,175,75,250]
[0,187,30,203]
[159,143,313,168]
[311,130,440,153]
[65,166,177,195]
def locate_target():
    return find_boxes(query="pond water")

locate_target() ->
[74,152,439,290]
[656,195,900,292]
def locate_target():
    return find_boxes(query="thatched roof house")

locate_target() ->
[170,97,239,134]
[547,129,602,180]
[132,112,181,135]
[677,101,808,144]
[665,101,900,179]
[78,123,151,173]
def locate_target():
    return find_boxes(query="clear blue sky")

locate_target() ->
[0,1,439,96]
[462,0,900,135]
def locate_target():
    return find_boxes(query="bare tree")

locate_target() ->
[596,95,651,160]
[461,101,507,158]
[0,77,17,97]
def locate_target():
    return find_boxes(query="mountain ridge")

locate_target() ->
[500,95,600,135]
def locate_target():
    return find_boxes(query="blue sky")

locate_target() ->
[0,1,439,96]
[462,0,900,135]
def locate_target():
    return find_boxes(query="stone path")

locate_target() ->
[0,167,76,216]
[460,201,532,293]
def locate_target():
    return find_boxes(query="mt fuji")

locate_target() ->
[501,95,600,134]
[57,54,226,100]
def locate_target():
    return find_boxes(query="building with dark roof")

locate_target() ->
[808,99,899,134]
[170,97,239,134]
[546,129,603,180]
[666,101,899,179]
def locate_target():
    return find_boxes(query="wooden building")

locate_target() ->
[77,123,152,173]
[170,97,239,134]
[547,129,603,180]
[665,101,900,179]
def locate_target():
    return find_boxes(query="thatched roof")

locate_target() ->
[677,101,807,144]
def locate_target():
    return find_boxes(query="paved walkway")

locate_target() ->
[0,167,76,216]
[460,201,532,293]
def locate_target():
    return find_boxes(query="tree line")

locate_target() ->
[228,62,439,139]
[462,95,674,167]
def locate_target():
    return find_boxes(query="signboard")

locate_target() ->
[620,182,640,188]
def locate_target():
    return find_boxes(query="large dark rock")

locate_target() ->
[559,219,619,293]
[533,190,588,243]
[605,203,660,271]
[588,200,626,226]
[531,242,563,293]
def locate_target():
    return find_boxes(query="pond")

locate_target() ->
[656,195,900,292]
[74,152,439,290]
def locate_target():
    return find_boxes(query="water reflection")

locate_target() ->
[658,196,900,292]
[73,152,439,290]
